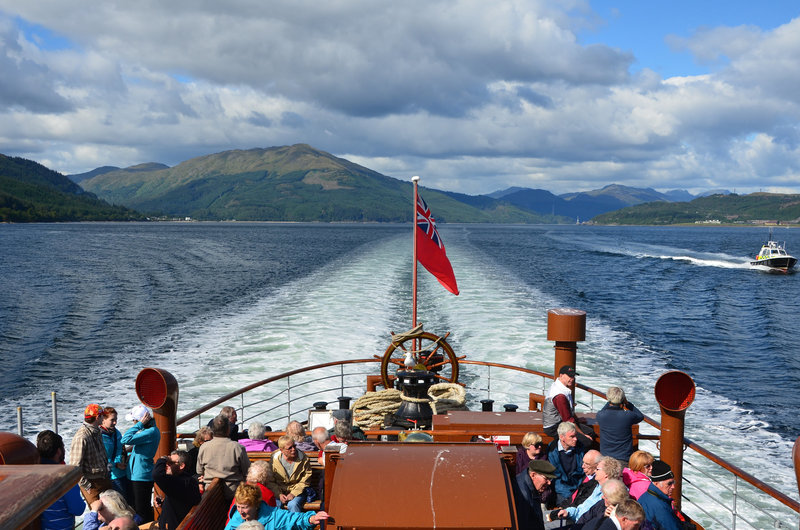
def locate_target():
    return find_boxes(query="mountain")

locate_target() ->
[79,144,549,223]
[490,188,576,219]
[68,165,121,183]
[559,183,670,204]
[696,189,732,198]
[492,183,674,220]
[486,186,529,199]
[592,193,800,225]
[663,189,695,202]
[0,155,143,222]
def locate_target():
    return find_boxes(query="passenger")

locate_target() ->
[286,420,317,452]
[311,426,331,466]
[329,412,366,441]
[514,432,545,475]
[596,386,645,464]
[37,430,86,530]
[207,405,247,440]
[574,478,631,529]
[224,483,329,530]
[311,426,331,504]
[82,489,142,530]
[638,460,686,530]
[330,417,356,444]
[555,456,623,522]
[542,365,595,448]
[120,404,160,523]
[186,426,213,484]
[546,421,587,506]
[266,435,313,512]
[197,414,251,500]
[152,450,201,530]
[570,449,601,507]
[225,461,279,525]
[100,407,132,503]
[511,459,556,530]
[599,498,645,529]
[623,450,655,499]
[246,460,278,506]
[68,403,112,505]
[240,422,279,452]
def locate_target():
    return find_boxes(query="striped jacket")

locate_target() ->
[68,422,109,489]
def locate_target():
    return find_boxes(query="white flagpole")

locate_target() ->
[412,176,419,330]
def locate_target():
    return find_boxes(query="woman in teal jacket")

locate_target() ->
[225,483,328,530]
[100,407,132,503]
[121,404,160,524]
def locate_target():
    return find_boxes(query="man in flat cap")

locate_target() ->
[638,460,684,530]
[69,403,112,504]
[513,459,557,530]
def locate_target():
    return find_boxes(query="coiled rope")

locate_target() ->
[351,381,468,428]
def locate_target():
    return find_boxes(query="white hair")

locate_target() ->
[606,386,626,405]
[248,421,266,440]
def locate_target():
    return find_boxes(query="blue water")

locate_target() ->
[1,222,798,510]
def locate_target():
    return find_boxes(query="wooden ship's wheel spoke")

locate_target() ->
[380,331,459,389]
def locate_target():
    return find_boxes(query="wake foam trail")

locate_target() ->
[566,234,752,269]
[147,234,411,420]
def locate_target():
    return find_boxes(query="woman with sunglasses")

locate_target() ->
[515,432,546,474]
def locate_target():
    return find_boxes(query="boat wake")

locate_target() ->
[569,236,753,269]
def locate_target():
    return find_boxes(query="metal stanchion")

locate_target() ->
[51,392,58,433]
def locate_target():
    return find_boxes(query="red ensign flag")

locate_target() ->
[416,194,459,295]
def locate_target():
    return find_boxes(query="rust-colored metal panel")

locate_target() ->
[432,411,597,444]
[327,443,515,529]
[0,464,80,529]
[436,410,544,428]
[0,432,39,464]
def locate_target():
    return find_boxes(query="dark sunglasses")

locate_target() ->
[532,442,544,449]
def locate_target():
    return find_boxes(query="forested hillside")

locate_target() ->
[0,155,143,222]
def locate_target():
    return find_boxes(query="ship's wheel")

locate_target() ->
[379,328,462,389]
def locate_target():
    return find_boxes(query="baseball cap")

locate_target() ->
[125,404,151,422]
[84,403,103,419]
[559,365,579,377]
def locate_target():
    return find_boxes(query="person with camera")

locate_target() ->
[153,450,201,530]
[596,386,644,465]
[121,404,160,523]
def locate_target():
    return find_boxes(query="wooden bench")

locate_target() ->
[175,478,228,530]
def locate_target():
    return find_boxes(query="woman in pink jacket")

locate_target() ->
[622,450,654,499]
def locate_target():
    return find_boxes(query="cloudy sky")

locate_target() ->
[2,1,800,195]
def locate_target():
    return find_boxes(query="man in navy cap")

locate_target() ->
[542,365,594,447]
[513,459,557,530]
[638,460,684,530]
